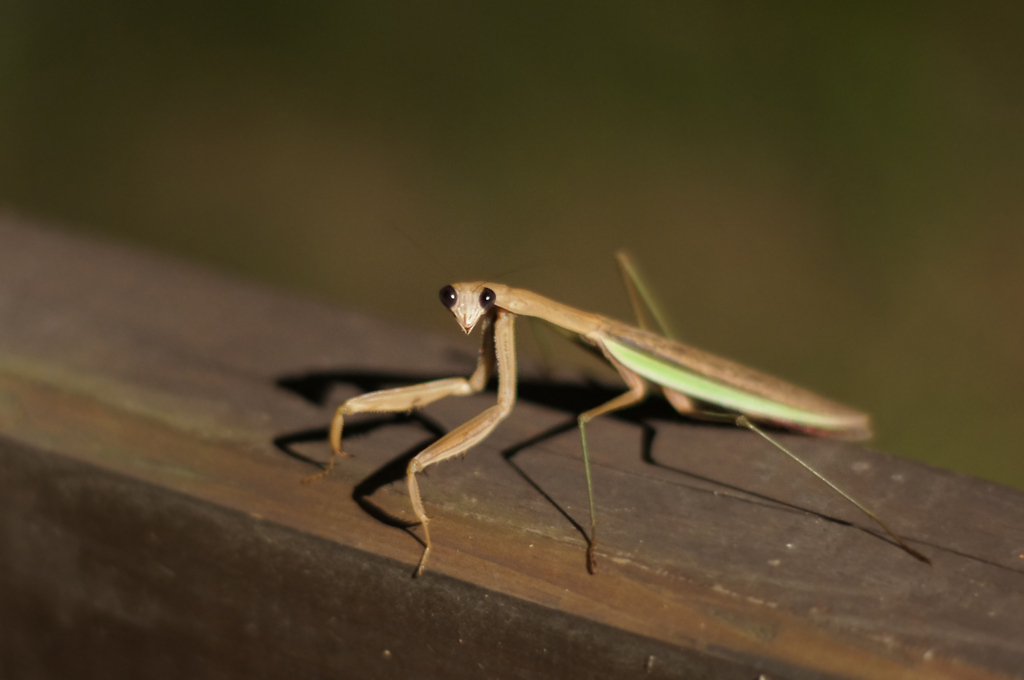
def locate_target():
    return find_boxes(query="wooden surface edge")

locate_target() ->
[0,215,1022,678]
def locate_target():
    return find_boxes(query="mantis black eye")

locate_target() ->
[440,285,457,308]
[480,287,496,309]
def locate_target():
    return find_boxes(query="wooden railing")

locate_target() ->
[1,215,1022,679]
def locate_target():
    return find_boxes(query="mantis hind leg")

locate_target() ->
[577,349,648,573]
[736,416,930,564]
[662,387,930,564]
[663,387,738,424]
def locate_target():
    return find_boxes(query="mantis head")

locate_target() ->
[439,282,496,334]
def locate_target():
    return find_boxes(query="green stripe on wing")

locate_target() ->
[603,337,851,432]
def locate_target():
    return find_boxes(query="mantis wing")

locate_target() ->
[600,324,871,440]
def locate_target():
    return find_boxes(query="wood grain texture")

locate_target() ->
[0,215,1022,679]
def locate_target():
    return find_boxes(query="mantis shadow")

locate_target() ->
[273,369,635,554]
[272,368,857,558]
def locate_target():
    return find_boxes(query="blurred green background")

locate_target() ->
[1,2,1022,486]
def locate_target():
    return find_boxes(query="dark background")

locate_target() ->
[1,2,1021,487]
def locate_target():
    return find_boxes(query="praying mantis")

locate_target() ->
[305,253,929,575]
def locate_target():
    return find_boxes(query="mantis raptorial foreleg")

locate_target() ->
[303,315,497,484]
[405,308,518,574]
[305,309,515,575]
[576,345,648,573]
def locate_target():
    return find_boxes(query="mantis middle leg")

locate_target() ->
[577,342,649,573]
